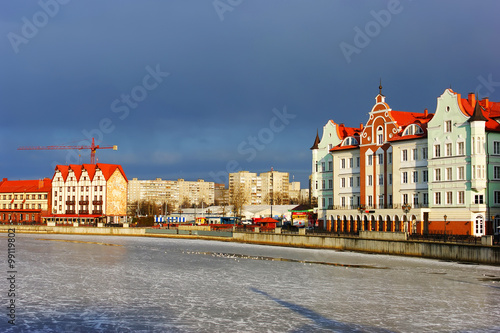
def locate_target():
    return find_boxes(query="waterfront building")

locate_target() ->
[313,87,500,236]
[310,120,362,227]
[0,178,51,223]
[47,164,128,224]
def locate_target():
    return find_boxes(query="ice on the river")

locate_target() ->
[1,234,499,332]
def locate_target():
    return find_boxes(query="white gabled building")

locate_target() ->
[48,164,128,225]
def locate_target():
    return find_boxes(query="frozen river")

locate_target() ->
[1,233,500,332]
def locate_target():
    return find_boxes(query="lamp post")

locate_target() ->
[444,214,447,241]
[357,204,365,232]
[402,203,411,233]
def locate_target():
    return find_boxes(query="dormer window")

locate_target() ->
[403,124,424,136]
[342,137,358,146]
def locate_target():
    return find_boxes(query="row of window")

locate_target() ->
[55,186,103,195]
[55,175,102,182]
[2,203,42,209]
[1,194,47,200]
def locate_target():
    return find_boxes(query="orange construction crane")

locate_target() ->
[18,137,118,164]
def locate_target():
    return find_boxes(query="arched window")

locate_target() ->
[377,126,384,145]
[342,137,358,146]
[475,216,484,236]
[403,124,424,136]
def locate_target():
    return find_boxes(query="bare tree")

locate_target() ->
[230,184,248,217]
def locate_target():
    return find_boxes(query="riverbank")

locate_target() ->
[1,225,499,265]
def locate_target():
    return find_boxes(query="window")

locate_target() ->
[446,168,452,181]
[328,161,333,171]
[322,162,326,172]
[356,177,360,187]
[434,145,441,158]
[435,169,441,181]
[475,216,484,236]
[341,197,346,207]
[474,195,484,204]
[423,193,428,205]
[458,167,465,180]
[341,178,345,188]
[356,157,360,167]
[341,159,345,169]
[377,126,384,145]
[412,149,418,161]
[322,198,325,208]
[328,198,333,207]
[402,149,408,162]
[100,186,103,191]
[435,192,441,205]
[378,195,384,207]
[315,181,318,189]
[446,191,453,205]
[413,194,419,206]
[368,195,373,207]
[445,120,452,132]
[494,166,500,180]
[378,153,383,164]
[403,194,409,204]
[349,158,353,168]
[367,155,373,166]
[349,177,353,187]
[388,174,392,185]
[81,186,84,191]
[412,171,418,183]
[495,191,500,204]
[315,164,318,172]
[495,141,500,155]
[458,191,465,205]
[368,175,373,186]
[457,142,465,155]
[388,152,392,164]
[423,170,428,182]
[378,175,384,185]
[402,172,408,184]
[328,179,333,189]
[322,180,326,189]
[445,143,452,157]
[422,147,428,160]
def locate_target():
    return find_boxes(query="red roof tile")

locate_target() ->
[0,178,51,193]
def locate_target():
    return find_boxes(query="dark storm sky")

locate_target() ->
[1,0,499,186]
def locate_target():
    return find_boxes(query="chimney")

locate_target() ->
[424,109,428,117]
[2,178,7,182]
[484,97,489,109]
[39,179,44,189]
[360,123,364,130]
[468,92,476,107]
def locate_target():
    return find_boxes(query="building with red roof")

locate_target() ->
[312,85,500,237]
[0,178,52,224]
[46,163,128,225]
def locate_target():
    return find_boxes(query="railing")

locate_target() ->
[66,201,75,205]
[79,201,89,205]
[408,233,482,244]
[92,200,103,205]
[78,210,89,214]
[92,210,103,215]
[65,210,75,214]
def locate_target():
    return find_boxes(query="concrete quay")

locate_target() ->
[1,225,499,265]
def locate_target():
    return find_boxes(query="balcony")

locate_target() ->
[66,200,75,205]
[92,200,103,205]
[92,210,103,215]
[78,210,89,215]
[79,200,89,205]
[65,210,75,214]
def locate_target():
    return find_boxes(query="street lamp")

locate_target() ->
[357,204,365,232]
[402,203,411,233]
[444,214,447,241]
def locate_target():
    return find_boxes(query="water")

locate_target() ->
[1,233,499,332]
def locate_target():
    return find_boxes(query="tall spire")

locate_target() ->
[468,93,488,122]
[310,129,320,150]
